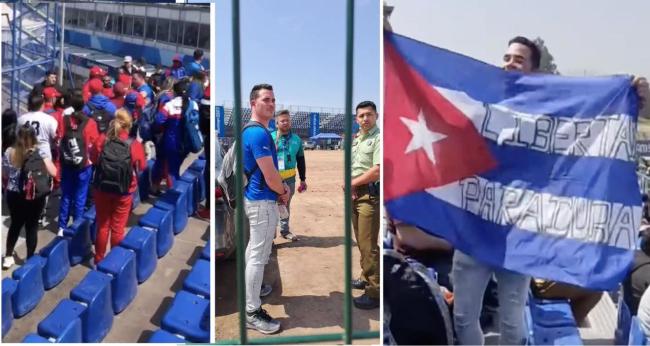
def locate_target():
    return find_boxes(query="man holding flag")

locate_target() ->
[384,29,649,345]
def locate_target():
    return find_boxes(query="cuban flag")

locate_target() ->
[384,32,641,290]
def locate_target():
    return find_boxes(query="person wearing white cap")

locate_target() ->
[121,56,134,76]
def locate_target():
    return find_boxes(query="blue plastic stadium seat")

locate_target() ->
[188,159,206,202]
[139,206,174,258]
[183,259,210,298]
[119,227,157,283]
[64,217,92,265]
[161,290,210,342]
[70,270,114,342]
[97,246,138,313]
[11,255,46,317]
[38,237,70,290]
[83,206,97,243]
[181,170,200,210]
[2,278,17,337]
[530,297,577,328]
[148,329,186,343]
[22,333,52,343]
[138,159,155,202]
[174,180,195,216]
[132,186,141,210]
[200,240,210,260]
[616,295,633,345]
[155,190,187,234]
[629,316,647,346]
[37,299,85,343]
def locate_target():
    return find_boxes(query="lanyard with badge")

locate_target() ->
[275,133,288,170]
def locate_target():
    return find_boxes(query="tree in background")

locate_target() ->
[534,37,560,74]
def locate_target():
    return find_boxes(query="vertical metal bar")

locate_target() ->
[232,0,247,344]
[59,2,65,86]
[343,0,355,344]
[17,0,23,111]
[11,1,17,111]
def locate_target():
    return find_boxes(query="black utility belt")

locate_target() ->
[354,182,380,197]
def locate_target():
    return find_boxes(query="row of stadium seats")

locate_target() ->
[2,157,207,343]
[147,242,210,343]
[524,293,582,345]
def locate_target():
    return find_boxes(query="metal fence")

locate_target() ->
[216,0,379,344]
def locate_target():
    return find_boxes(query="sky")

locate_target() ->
[215,0,380,111]
[388,0,650,78]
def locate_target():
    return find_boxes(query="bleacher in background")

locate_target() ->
[221,107,345,139]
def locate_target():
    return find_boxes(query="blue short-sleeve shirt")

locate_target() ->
[243,125,278,201]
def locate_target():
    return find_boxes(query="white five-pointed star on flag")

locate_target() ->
[400,109,447,165]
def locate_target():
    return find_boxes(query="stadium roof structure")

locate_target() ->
[310,133,342,140]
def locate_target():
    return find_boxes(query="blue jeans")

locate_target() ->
[58,165,93,230]
[451,250,530,345]
[279,180,295,234]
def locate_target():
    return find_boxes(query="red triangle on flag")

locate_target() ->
[384,38,498,201]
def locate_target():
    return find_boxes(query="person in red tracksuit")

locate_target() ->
[111,82,129,109]
[58,91,100,236]
[91,108,145,263]
[82,66,106,103]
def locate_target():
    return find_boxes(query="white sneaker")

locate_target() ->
[2,255,15,270]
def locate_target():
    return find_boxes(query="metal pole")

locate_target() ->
[11,1,17,111]
[232,0,247,344]
[343,0,355,344]
[17,0,23,111]
[59,2,65,87]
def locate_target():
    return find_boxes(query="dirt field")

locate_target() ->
[215,150,380,343]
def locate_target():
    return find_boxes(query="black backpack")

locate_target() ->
[20,150,51,200]
[87,103,111,134]
[61,116,88,169]
[217,121,273,209]
[93,137,133,194]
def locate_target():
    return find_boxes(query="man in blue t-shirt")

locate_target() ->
[242,83,289,334]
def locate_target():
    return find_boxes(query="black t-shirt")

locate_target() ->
[623,250,650,314]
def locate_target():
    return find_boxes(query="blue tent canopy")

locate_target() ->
[310,133,342,140]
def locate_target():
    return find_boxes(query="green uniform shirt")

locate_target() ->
[351,125,380,178]
[271,130,304,182]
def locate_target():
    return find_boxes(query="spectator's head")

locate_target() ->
[124,92,139,112]
[102,75,112,88]
[2,109,17,151]
[641,227,650,256]
[89,79,103,95]
[28,93,44,112]
[113,82,128,97]
[193,49,204,61]
[2,108,17,128]
[132,71,145,87]
[276,109,291,133]
[45,69,57,86]
[249,83,275,119]
[108,108,133,140]
[124,56,133,68]
[43,87,61,104]
[69,90,85,112]
[503,36,540,73]
[173,79,189,97]
[161,76,176,92]
[89,66,105,79]
[172,54,183,68]
[355,100,378,132]
[13,123,38,166]
[193,71,207,84]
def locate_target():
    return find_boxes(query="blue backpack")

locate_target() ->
[182,98,203,153]
[138,102,156,142]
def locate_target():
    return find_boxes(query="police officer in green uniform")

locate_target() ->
[271,110,307,241]
[349,101,380,309]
